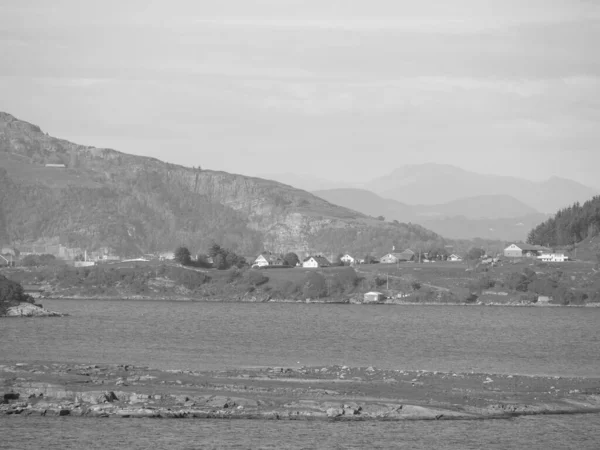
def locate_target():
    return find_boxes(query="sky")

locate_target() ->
[1,0,599,187]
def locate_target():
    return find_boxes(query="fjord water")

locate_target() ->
[1,300,599,377]
[1,300,599,449]
[2,414,600,450]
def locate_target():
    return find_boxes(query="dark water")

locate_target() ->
[1,415,600,450]
[1,300,599,377]
[1,300,599,449]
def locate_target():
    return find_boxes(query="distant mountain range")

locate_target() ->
[0,112,445,257]
[267,163,598,216]
[363,164,598,214]
[312,188,549,241]
[312,189,539,220]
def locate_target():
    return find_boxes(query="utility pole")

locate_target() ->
[386,272,389,290]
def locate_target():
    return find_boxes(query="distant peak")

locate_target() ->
[390,163,466,174]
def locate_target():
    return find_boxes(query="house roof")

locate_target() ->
[304,255,330,265]
[508,243,550,252]
[256,253,282,263]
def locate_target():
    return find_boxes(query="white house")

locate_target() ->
[340,254,355,265]
[538,252,567,262]
[448,254,462,262]
[302,256,331,268]
[363,291,385,303]
[253,253,283,267]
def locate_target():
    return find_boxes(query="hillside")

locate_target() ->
[362,164,598,213]
[0,112,444,257]
[527,196,600,260]
[313,188,547,241]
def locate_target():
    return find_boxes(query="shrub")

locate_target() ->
[245,270,269,287]
[302,272,327,299]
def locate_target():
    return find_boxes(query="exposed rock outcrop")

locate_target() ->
[2,362,599,421]
[4,302,64,317]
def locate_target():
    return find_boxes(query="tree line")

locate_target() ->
[527,196,600,247]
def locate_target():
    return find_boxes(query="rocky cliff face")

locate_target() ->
[0,112,444,256]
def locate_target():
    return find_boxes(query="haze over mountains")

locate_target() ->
[0,112,445,257]
[264,164,598,241]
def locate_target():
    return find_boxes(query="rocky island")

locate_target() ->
[0,274,64,317]
[2,362,599,421]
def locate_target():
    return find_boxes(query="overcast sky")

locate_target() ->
[2,1,599,187]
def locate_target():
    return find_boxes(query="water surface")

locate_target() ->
[1,414,599,450]
[1,299,599,377]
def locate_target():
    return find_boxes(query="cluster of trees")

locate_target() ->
[20,254,57,267]
[527,196,600,246]
[174,243,248,270]
[0,274,34,314]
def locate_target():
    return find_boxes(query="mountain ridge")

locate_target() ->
[363,163,598,213]
[0,112,445,257]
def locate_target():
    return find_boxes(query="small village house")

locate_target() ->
[253,252,284,267]
[448,254,462,262]
[380,249,414,264]
[302,256,331,268]
[363,291,385,303]
[340,254,355,265]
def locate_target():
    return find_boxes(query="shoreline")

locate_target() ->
[2,362,599,421]
[40,296,600,307]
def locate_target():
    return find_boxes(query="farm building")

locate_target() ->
[504,243,550,258]
[302,256,331,268]
[363,292,385,303]
[253,252,284,267]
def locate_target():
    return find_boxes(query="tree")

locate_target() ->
[466,247,485,261]
[302,272,327,299]
[364,254,377,264]
[283,252,300,267]
[377,216,385,221]
[428,248,449,261]
[208,243,222,258]
[174,246,192,265]
[213,253,227,270]
[333,253,345,266]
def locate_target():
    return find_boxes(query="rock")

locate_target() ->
[326,407,344,418]
[115,408,159,418]
[76,391,118,404]
[5,303,64,317]
[3,393,20,402]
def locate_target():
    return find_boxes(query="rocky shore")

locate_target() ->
[2,362,599,421]
[2,302,65,317]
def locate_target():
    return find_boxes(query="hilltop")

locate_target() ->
[0,112,444,257]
